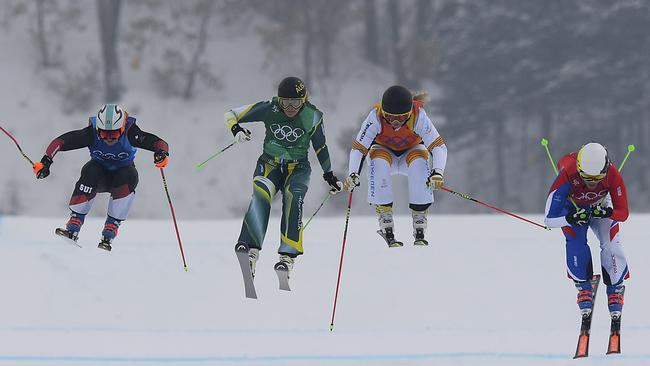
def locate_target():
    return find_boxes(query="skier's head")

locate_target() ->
[277,76,307,118]
[381,85,413,129]
[96,104,127,146]
[577,142,609,186]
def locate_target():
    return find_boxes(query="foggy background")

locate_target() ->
[1,0,648,220]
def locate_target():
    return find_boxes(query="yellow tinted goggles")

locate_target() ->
[579,170,606,182]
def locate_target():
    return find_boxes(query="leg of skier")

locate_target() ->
[56,160,106,242]
[276,161,311,281]
[98,165,138,252]
[563,223,594,315]
[367,145,400,247]
[590,217,629,317]
[404,146,433,246]
[237,160,282,276]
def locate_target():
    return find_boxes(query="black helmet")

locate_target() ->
[381,85,412,114]
[278,77,307,99]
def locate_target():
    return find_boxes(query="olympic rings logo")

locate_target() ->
[92,150,130,161]
[270,124,305,142]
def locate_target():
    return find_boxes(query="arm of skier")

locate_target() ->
[224,101,272,142]
[544,173,572,228]
[34,125,95,178]
[345,111,379,190]
[310,115,342,194]
[608,169,629,222]
[416,108,448,189]
[127,122,170,167]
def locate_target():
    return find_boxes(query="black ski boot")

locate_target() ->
[98,237,112,252]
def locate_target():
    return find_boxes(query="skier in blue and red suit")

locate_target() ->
[544,142,629,321]
[33,104,169,252]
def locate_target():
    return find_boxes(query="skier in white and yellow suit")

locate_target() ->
[344,85,447,247]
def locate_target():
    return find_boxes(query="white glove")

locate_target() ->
[343,173,361,192]
[232,124,251,143]
[225,111,251,143]
[427,169,444,190]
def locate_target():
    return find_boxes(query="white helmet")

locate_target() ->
[577,142,609,179]
[97,104,127,133]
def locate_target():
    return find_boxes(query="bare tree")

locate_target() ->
[183,0,216,99]
[97,0,122,102]
[363,0,379,65]
[387,0,406,84]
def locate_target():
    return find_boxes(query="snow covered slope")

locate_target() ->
[0,214,648,365]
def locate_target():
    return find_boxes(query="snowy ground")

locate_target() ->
[0,213,648,366]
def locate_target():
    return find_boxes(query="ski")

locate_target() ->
[377,229,403,248]
[573,274,601,359]
[54,228,82,248]
[235,243,257,299]
[274,262,291,291]
[606,287,625,355]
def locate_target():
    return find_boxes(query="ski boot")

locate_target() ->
[575,281,594,317]
[274,254,295,291]
[376,204,403,247]
[607,284,625,320]
[55,212,85,247]
[412,210,428,246]
[249,248,260,278]
[98,216,121,252]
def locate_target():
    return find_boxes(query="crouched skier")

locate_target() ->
[225,77,342,296]
[34,104,170,251]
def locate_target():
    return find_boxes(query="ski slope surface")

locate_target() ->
[0,214,648,366]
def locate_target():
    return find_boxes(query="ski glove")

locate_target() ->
[591,204,613,219]
[323,171,342,195]
[427,169,444,190]
[154,150,169,168]
[343,173,361,192]
[33,155,53,179]
[566,207,590,226]
[231,124,251,143]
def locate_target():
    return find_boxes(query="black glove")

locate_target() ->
[154,150,169,167]
[591,204,613,219]
[231,124,251,142]
[33,155,53,179]
[323,171,342,195]
[566,207,590,226]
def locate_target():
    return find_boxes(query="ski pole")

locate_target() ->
[1,125,35,166]
[195,141,237,169]
[540,138,558,175]
[330,191,354,331]
[540,138,582,210]
[441,186,550,230]
[160,168,189,272]
[618,144,635,171]
[303,193,331,230]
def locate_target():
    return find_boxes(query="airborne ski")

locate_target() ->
[573,274,601,359]
[274,262,291,291]
[606,287,624,355]
[377,229,403,248]
[55,228,82,248]
[235,243,257,299]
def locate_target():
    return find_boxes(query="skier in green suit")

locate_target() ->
[226,77,342,291]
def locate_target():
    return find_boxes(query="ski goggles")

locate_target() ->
[278,97,305,110]
[381,109,411,128]
[98,129,122,140]
[578,170,606,182]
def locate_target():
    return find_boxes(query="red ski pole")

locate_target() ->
[1,125,35,166]
[159,168,189,271]
[330,191,354,331]
[441,186,550,230]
